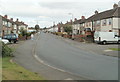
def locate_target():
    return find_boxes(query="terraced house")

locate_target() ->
[15,18,28,34]
[72,3,120,42]
[1,15,28,37]
[85,3,120,35]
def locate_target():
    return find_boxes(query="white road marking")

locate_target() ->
[34,55,44,63]
[104,50,113,52]
[34,54,66,72]
[64,78,73,80]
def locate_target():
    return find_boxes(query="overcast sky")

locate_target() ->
[0,0,119,28]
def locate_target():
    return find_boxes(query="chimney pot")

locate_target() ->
[95,10,99,14]
[113,3,118,9]
[74,18,77,21]
[81,16,85,19]
[4,15,8,18]
[10,18,13,21]
[16,18,19,22]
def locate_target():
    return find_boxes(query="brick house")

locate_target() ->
[15,19,28,34]
[2,15,14,36]
[1,15,28,37]
[85,4,120,36]
[72,16,86,35]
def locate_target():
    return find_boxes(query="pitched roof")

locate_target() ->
[73,19,86,24]
[15,21,28,26]
[86,7,120,22]
[73,19,82,24]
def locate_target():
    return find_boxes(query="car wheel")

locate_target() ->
[118,40,120,44]
[14,41,16,43]
[102,41,107,45]
[9,40,11,43]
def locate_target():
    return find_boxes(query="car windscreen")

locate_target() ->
[11,35,17,38]
[3,36,7,38]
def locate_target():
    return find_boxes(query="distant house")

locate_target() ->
[15,18,28,34]
[47,24,59,33]
[72,18,80,35]
[72,16,86,35]
[47,26,53,32]
[54,25,58,32]
[27,27,36,33]
[85,4,120,35]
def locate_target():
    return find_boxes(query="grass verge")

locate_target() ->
[109,48,120,51]
[2,57,44,80]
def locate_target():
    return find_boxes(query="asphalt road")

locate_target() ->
[13,35,87,80]
[35,32,118,80]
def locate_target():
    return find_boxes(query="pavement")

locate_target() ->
[12,32,118,80]
[52,33,119,57]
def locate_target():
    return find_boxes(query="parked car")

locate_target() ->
[94,32,120,44]
[3,34,18,43]
[0,37,9,44]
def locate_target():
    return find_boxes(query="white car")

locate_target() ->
[0,37,9,44]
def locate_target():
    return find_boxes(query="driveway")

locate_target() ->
[55,34,119,57]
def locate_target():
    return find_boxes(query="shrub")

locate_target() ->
[2,43,14,57]
[20,28,27,36]
[26,32,31,37]
[63,24,72,34]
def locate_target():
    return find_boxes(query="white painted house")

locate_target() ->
[85,4,120,35]
[72,16,86,35]
[48,25,58,33]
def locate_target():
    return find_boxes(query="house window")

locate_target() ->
[83,24,85,27]
[4,21,8,26]
[3,21,5,25]
[102,19,107,26]
[108,18,112,25]
[96,20,100,26]
[8,22,11,27]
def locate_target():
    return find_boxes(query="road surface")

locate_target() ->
[35,32,118,80]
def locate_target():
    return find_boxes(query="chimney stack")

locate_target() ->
[95,10,99,15]
[113,3,118,9]
[16,18,19,21]
[74,18,77,21]
[10,18,13,21]
[81,16,85,19]
[4,15,8,19]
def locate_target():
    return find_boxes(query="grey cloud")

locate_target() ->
[39,2,83,10]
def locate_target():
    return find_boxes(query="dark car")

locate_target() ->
[3,34,18,43]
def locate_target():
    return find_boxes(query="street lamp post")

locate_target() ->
[68,13,74,39]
